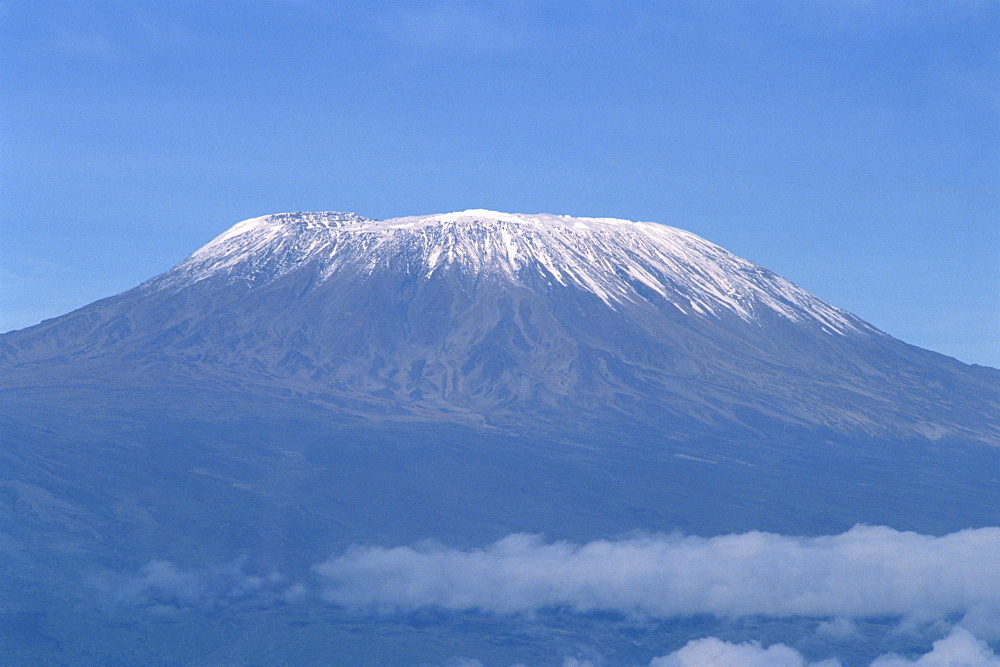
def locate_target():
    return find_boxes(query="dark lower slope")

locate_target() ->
[3,384,998,594]
[3,364,998,664]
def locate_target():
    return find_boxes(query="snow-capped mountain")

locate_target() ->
[155,210,862,334]
[3,210,996,444]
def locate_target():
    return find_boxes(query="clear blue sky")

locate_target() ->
[2,1,997,366]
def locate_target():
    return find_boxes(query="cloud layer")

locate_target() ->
[87,526,1000,664]
[314,525,1000,621]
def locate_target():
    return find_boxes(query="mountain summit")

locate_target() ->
[156,209,862,334]
[2,210,997,444]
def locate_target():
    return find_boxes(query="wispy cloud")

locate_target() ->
[22,5,197,62]
[314,525,1000,622]
[775,0,991,36]
[381,1,536,53]
[88,557,298,613]
[49,27,124,60]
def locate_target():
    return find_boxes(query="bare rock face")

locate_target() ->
[3,209,997,443]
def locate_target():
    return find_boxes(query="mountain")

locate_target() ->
[3,209,996,442]
[1,210,998,664]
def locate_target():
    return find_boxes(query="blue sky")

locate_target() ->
[2,0,997,366]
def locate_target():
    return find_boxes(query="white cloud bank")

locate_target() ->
[314,525,1000,623]
[650,626,1000,667]
[870,626,1000,666]
[650,636,838,667]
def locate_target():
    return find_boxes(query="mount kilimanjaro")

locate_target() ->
[3,209,996,443]
[1,210,998,663]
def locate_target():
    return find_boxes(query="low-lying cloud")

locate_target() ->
[314,525,1000,622]
[650,626,1000,667]
[84,526,1000,664]
[650,635,839,667]
[869,626,1000,666]
[440,627,1000,667]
